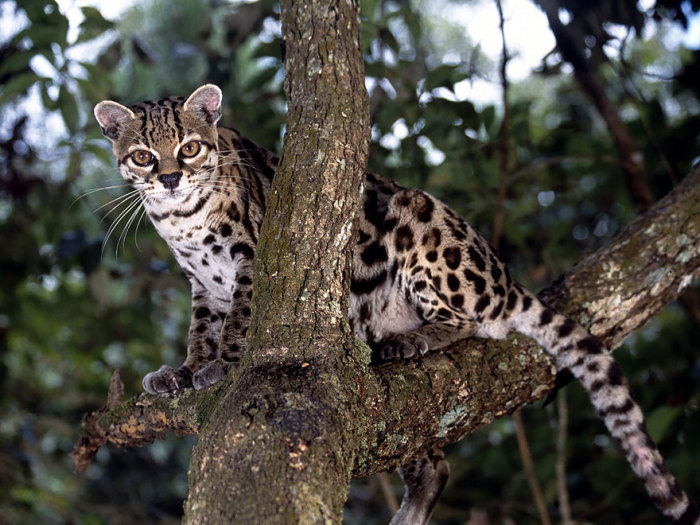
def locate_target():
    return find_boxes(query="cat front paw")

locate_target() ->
[192,358,233,390]
[377,333,430,361]
[142,365,192,394]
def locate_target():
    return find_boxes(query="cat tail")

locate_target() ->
[510,288,698,525]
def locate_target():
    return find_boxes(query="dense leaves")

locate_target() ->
[0,0,698,524]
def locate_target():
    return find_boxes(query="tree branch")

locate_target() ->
[73,165,700,480]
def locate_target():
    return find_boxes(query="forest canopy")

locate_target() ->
[0,0,698,523]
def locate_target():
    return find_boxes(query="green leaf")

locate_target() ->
[0,72,39,103]
[39,80,60,111]
[84,142,114,165]
[58,85,80,134]
[646,406,682,443]
[76,7,114,43]
[0,49,35,77]
[424,64,467,92]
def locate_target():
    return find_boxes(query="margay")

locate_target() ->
[94,85,698,524]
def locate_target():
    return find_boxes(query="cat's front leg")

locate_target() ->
[143,283,223,394]
[191,257,255,390]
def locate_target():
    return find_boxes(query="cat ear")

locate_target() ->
[94,101,135,142]
[184,84,222,124]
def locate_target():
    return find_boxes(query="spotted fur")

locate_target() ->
[94,85,697,525]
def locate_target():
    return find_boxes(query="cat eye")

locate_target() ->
[180,141,201,158]
[131,150,154,166]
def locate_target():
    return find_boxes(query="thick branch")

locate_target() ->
[72,166,700,479]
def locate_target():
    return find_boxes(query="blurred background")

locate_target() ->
[0,0,698,523]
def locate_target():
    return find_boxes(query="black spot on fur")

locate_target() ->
[464,269,486,294]
[220,223,232,237]
[437,308,453,320]
[361,242,388,266]
[599,398,634,416]
[489,300,504,319]
[195,306,211,319]
[607,362,624,386]
[540,308,554,326]
[357,229,371,244]
[447,273,460,292]
[395,225,414,252]
[417,195,434,222]
[521,295,533,312]
[578,336,603,354]
[238,276,252,285]
[590,379,606,392]
[426,250,438,263]
[443,246,461,270]
[492,284,505,296]
[230,243,254,260]
[506,291,518,311]
[467,245,486,271]
[351,270,388,295]
[203,234,216,245]
[381,217,398,233]
[475,294,491,313]
[557,318,576,338]
[422,228,442,248]
[211,244,223,254]
[395,193,412,207]
[363,190,386,227]
[414,280,427,292]
[451,294,464,308]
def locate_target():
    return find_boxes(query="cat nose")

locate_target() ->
[158,172,182,190]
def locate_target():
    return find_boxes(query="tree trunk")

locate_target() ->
[183,0,371,522]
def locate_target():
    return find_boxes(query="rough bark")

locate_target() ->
[73,165,700,499]
[182,1,371,523]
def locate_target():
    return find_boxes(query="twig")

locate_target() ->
[491,0,510,248]
[513,410,552,525]
[377,472,399,514]
[555,390,573,525]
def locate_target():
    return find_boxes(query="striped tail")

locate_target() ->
[511,289,699,524]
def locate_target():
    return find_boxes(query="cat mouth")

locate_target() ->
[153,188,190,202]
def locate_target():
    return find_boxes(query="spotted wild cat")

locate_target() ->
[93,85,698,525]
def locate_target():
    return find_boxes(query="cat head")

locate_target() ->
[94,84,222,208]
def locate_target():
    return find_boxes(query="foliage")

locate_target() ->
[0,0,698,524]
